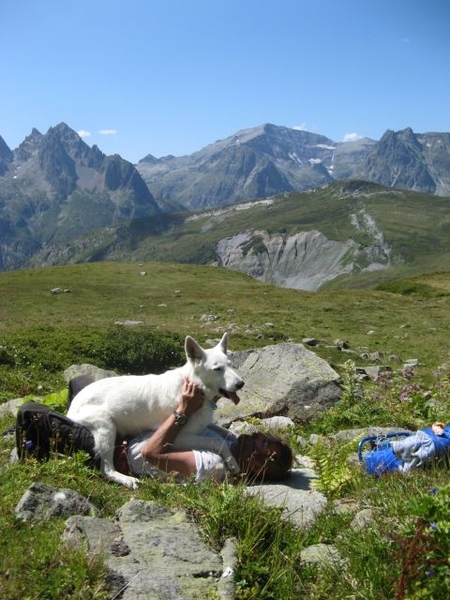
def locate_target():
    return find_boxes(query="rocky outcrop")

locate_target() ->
[62,499,235,600]
[214,224,391,291]
[15,482,98,521]
[13,466,327,600]
[244,456,327,528]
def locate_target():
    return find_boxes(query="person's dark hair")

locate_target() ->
[250,434,293,483]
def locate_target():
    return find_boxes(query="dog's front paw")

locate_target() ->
[225,456,240,475]
[123,475,140,490]
[108,471,140,489]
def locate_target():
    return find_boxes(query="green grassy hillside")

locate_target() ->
[28,181,450,291]
[1,260,450,400]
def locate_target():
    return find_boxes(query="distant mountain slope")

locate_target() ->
[0,123,161,270]
[137,123,450,210]
[26,181,450,291]
[138,124,338,210]
[360,128,450,195]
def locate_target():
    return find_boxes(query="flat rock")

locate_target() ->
[244,465,327,528]
[62,499,235,600]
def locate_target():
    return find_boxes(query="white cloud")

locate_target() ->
[99,129,117,136]
[77,129,91,138]
[293,123,307,131]
[342,132,364,143]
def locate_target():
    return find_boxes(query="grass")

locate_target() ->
[2,261,450,395]
[1,261,450,598]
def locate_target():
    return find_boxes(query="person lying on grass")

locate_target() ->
[14,378,293,484]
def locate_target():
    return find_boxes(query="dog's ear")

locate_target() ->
[185,336,205,363]
[218,332,228,354]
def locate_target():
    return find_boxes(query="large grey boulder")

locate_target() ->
[63,363,117,382]
[216,342,342,424]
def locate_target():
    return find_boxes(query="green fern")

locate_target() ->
[310,437,360,499]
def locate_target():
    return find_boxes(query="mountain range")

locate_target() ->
[137,124,450,209]
[0,122,449,282]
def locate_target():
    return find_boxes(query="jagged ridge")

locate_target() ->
[0,123,161,270]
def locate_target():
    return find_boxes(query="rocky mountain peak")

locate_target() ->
[379,127,421,151]
[0,135,12,160]
[0,123,162,270]
[0,135,13,175]
[38,127,79,197]
[46,122,86,150]
[363,128,436,193]
[14,128,43,162]
[138,153,160,165]
[138,123,338,210]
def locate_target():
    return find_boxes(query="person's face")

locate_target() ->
[236,432,281,477]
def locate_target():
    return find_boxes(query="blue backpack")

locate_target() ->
[358,432,410,476]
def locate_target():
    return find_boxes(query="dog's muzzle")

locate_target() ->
[220,380,244,405]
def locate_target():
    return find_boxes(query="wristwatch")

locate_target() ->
[173,410,188,426]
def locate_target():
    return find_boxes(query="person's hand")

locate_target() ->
[176,377,204,417]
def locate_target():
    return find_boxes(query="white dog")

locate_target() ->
[67,333,244,488]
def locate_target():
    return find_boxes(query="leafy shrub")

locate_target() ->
[375,280,440,298]
[309,436,361,499]
[0,326,184,402]
[97,326,184,374]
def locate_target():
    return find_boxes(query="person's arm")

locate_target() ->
[139,378,204,479]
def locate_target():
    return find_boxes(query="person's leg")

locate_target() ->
[67,374,95,408]
[15,401,99,467]
[16,401,54,460]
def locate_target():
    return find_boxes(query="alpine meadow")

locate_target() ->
[2,122,450,599]
[1,258,450,598]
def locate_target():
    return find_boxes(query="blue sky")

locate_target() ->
[1,0,449,163]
